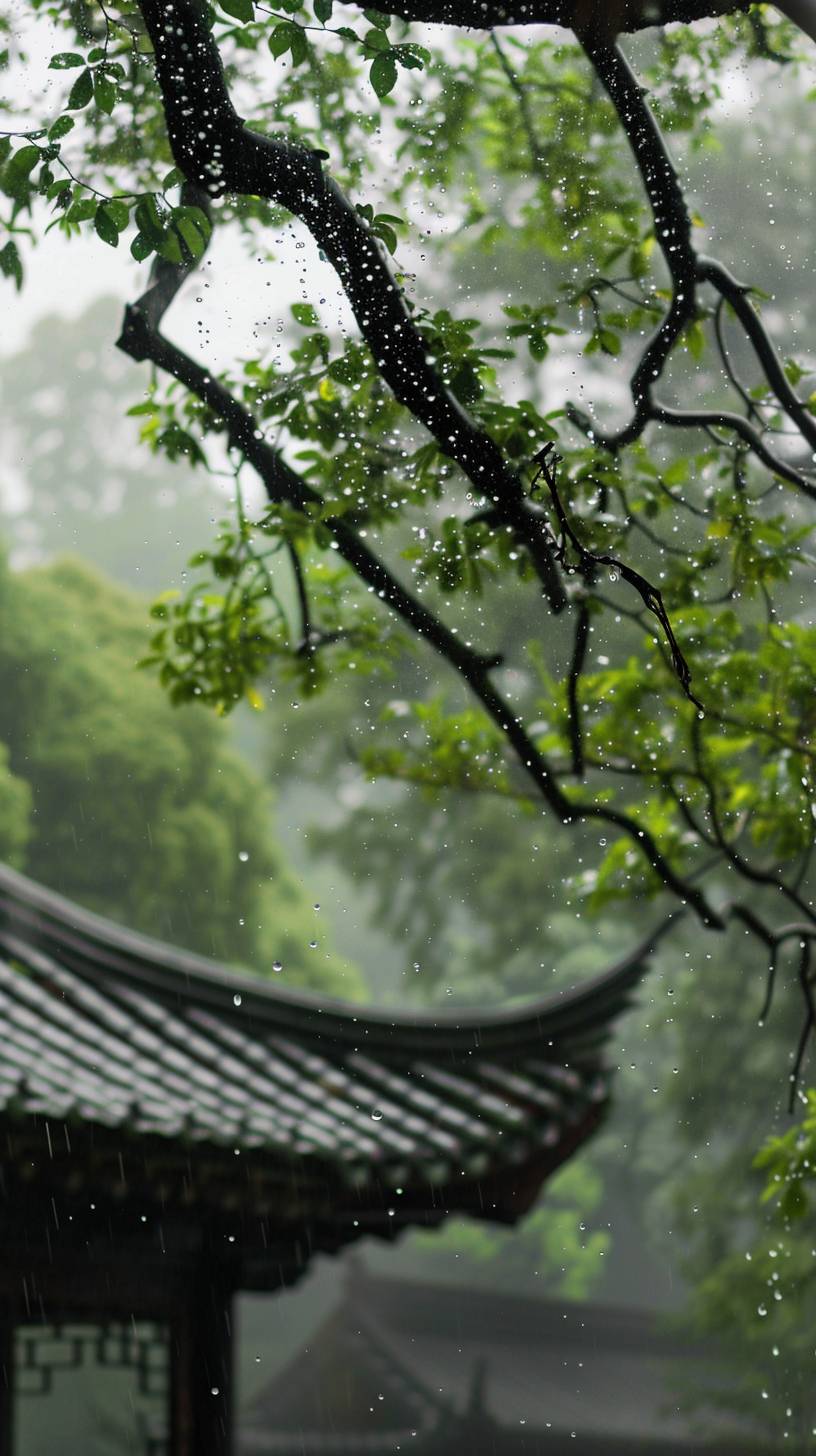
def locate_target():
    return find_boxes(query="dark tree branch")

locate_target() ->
[567,594,591,776]
[791,940,815,1108]
[653,404,816,495]
[136,0,566,612]
[490,32,548,171]
[531,444,704,710]
[576,39,816,505]
[248,0,751,29]
[579,36,698,444]
[698,255,816,454]
[712,297,764,424]
[689,718,816,927]
[103,0,816,1085]
[118,251,722,928]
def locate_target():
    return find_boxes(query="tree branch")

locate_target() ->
[698,255,816,455]
[135,0,566,611]
[579,36,697,443]
[118,252,722,929]
[575,39,816,502]
[245,0,751,30]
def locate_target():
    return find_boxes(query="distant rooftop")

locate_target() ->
[240,1263,755,1455]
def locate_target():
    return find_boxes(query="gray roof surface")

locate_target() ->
[0,863,662,1201]
[240,1267,750,1454]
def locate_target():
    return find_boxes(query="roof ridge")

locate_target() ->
[0,862,676,1054]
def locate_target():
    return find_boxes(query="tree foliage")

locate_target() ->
[0,550,359,994]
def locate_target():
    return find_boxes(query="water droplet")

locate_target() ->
[238,851,249,862]
[758,1304,767,1317]
[371,1108,384,1121]
[233,993,242,1007]
[309,940,317,949]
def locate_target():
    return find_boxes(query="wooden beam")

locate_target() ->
[0,1311,13,1456]
[172,1270,234,1456]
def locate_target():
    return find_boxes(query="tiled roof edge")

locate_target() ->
[0,862,676,1056]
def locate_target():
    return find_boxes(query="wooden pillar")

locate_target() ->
[171,1269,234,1456]
[0,1312,13,1456]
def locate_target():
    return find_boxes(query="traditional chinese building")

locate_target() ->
[0,863,661,1455]
[238,1260,754,1455]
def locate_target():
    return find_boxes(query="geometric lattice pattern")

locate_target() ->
[15,1322,169,1398]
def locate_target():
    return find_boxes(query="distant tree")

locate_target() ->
[0,550,360,995]
[0,742,31,870]
[0,298,224,592]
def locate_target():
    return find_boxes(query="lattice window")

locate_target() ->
[14,1321,168,1456]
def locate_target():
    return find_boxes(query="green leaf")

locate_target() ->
[269,21,296,57]
[0,239,22,290]
[93,70,117,115]
[135,195,167,244]
[48,52,85,69]
[103,198,129,231]
[151,207,210,267]
[393,43,428,70]
[268,27,288,57]
[685,319,706,362]
[170,205,212,261]
[130,231,155,262]
[370,51,397,98]
[598,328,621,357]
[67,68,94,110]
[314,0,333,18]
[292,302,319,326]
[94,203,120,247]
[289,26,308,64]
[374,221,397,254]
[219,0,254,19]
[364,8,390,27]
[363,27,390,51]
[4,144,41,199]
[664,458,689,486]
[155,228,184,265]
[48,114,75,141]
[65,196,96,224]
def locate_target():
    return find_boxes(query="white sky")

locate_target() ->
[1,6,809,370]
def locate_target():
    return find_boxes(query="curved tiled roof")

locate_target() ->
[0,863,668,1267]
